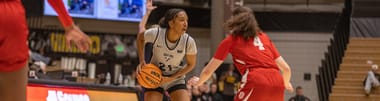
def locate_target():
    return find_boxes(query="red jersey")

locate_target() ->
[0,0,73,72]
[213,32,280,75]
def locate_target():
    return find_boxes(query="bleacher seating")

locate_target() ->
[330,38,380,101]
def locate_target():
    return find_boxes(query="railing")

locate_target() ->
[316,0,351,100]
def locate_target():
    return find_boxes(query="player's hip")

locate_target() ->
[240,68,284,89]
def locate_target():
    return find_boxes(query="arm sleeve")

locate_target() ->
[213,36,233,60]
[186,37,197,55]
[47,0,73,28]
[144,28,158,44]
[269,39,280,59]
[263,33,280,59]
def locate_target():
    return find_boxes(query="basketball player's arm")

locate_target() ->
[137,29,157,66]
[47,0,91,52]
[138,0,156,34]
[195,58,224,86]
[192,37,232,87]
[137,0,156,64]
[170,54,197,79]
[170,38,198,79]
[269,38,293,92]
[47,0,73,30]
[136,31,146,64]
[138,13,150,34]
[275,56,293,92]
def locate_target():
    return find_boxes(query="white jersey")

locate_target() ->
[144,28,197,76]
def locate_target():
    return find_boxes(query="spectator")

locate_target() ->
[363,64,380,96]
[199,83,212,101]
[192,86,202,101]
[220,64,239,101]
[217,76,224,92]
[124,71,137,87]
[191,83,211,101]
[210,83,223,101]
[289,86,311,101]
[204,72,217,88]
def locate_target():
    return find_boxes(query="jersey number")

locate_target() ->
[254,37,265,50]
[159,62,173,72]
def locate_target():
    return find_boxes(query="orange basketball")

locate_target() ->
[136,64,162,88]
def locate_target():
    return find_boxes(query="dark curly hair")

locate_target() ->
[159,8,186,29]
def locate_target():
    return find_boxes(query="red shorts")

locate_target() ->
[235,68,285,101]
[0,0,29,72]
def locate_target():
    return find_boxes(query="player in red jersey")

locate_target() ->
[0,0,91,101]
[188,7,293,101]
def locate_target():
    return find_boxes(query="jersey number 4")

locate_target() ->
[254,37,265,50]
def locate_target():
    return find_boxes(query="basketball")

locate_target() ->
[136,64,162,88]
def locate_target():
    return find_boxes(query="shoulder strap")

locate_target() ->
[152,27,160,46]
[185,35,190,54]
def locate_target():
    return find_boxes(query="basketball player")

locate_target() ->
[136,8,197,101]
[188,7,293,101]
[0,0,91,101]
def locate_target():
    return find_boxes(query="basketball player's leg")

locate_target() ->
[144,88,164,101]
[0,65,28,101]
[168,84,190,101]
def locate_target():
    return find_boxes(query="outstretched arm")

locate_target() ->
[188,36,233,87]
[194,58,223,86]
[47,0,91,52]
[138,0,157,33]
[47,0,73,29]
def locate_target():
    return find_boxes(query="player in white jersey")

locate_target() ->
[136,8,197,101]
